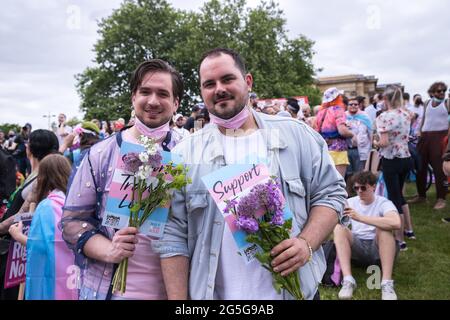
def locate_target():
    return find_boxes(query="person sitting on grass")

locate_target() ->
[333,171,401,300]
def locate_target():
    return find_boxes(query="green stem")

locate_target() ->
[122,258,128,293]
[138,186,166,226]
[129,176,136,227]
[136,179,144,226]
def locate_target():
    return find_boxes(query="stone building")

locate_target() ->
[315,74,378,101]
[316,74,405,101]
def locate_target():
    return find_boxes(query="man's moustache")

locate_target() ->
[214,94,234,103]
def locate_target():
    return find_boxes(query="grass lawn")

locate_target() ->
[320,182,450,300]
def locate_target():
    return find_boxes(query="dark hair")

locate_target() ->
[130,59,184,104]
[414,96,424,107]
[199,47,247,77]
[374,93,383,101]
[195,108,210,122]
[105,120,113,135]
[286,98,300,113]
[35,154,71,203]
[402,92,410,100]
[356,96,366,104]
[352,171,378,187]
[29,129,59,161]
[191,105,201,113]
[80,132,100,151]
[428,82,448,94]
[343,95,349,107]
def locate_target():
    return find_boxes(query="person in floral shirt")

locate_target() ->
[316,87,354,177]
[374,85,414,252]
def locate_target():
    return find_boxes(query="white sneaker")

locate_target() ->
[381,282,398,300]
[338,280,356,300]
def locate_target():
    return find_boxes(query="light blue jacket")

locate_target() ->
[153,110,347,300]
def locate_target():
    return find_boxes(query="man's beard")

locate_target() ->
[209,90,248,120]
[176,124,183,128]
[210,98,247,120]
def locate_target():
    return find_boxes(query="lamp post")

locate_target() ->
[43,112,56,130]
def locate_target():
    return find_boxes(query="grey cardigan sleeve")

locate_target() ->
[152,188,190,258]
[307,129,348,223]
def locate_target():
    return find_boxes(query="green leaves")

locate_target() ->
[130,203,141,214]
[77,0,319,120]
[245,216,303,299]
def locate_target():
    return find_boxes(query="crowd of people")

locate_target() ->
[0,47,449,301]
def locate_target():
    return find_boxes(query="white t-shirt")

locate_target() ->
[220,129,268,165]
[364,105,378,128]
[56,124,73,147]
[407,104,424,120]
[172,126,190,142]
[347,195,398,240]
[214,130,283,300]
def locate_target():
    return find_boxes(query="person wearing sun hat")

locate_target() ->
[315,87,354,177]
[58,121,101,170]
[81,121,100,134]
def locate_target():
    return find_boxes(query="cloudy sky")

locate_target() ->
[1,0,450,130]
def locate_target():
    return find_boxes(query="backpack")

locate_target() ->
[0,148,17,203]
[321,240,342,287]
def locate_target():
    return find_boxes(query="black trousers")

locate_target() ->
[313,290,320,300]
[381,157,411,214]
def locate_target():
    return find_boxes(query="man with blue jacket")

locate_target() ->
[156,48,347,300]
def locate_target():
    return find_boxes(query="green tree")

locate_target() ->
[0,123,21,135]
[77,0,318,119]
[66,117,82,128]
[77,0,187,120]
[297,85,322,107]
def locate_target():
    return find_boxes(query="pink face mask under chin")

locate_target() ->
[134,116,170,140]
[209,106,250,129]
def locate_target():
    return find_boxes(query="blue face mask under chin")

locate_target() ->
[433,97,445,104]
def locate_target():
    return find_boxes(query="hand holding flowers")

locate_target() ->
[112,135,190,294]
[224,178,304,300]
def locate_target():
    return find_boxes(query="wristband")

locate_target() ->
[299,236,313,262]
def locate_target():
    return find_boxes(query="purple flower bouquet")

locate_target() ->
[224,178,303,300]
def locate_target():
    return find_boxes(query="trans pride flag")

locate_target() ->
[25,190,78,300]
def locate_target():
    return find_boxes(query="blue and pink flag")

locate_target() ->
[25,191,78,300]
[102,140,180,238]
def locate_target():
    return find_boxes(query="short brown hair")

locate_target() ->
[352,171,378,187]
[429,82,448,94]
[130,59,184,104]
[35,154,72,203]
[199,47,247,77]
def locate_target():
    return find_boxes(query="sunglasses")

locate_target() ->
[353,185,367,192]
[435,89,447,94]
[348,103,359,106]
